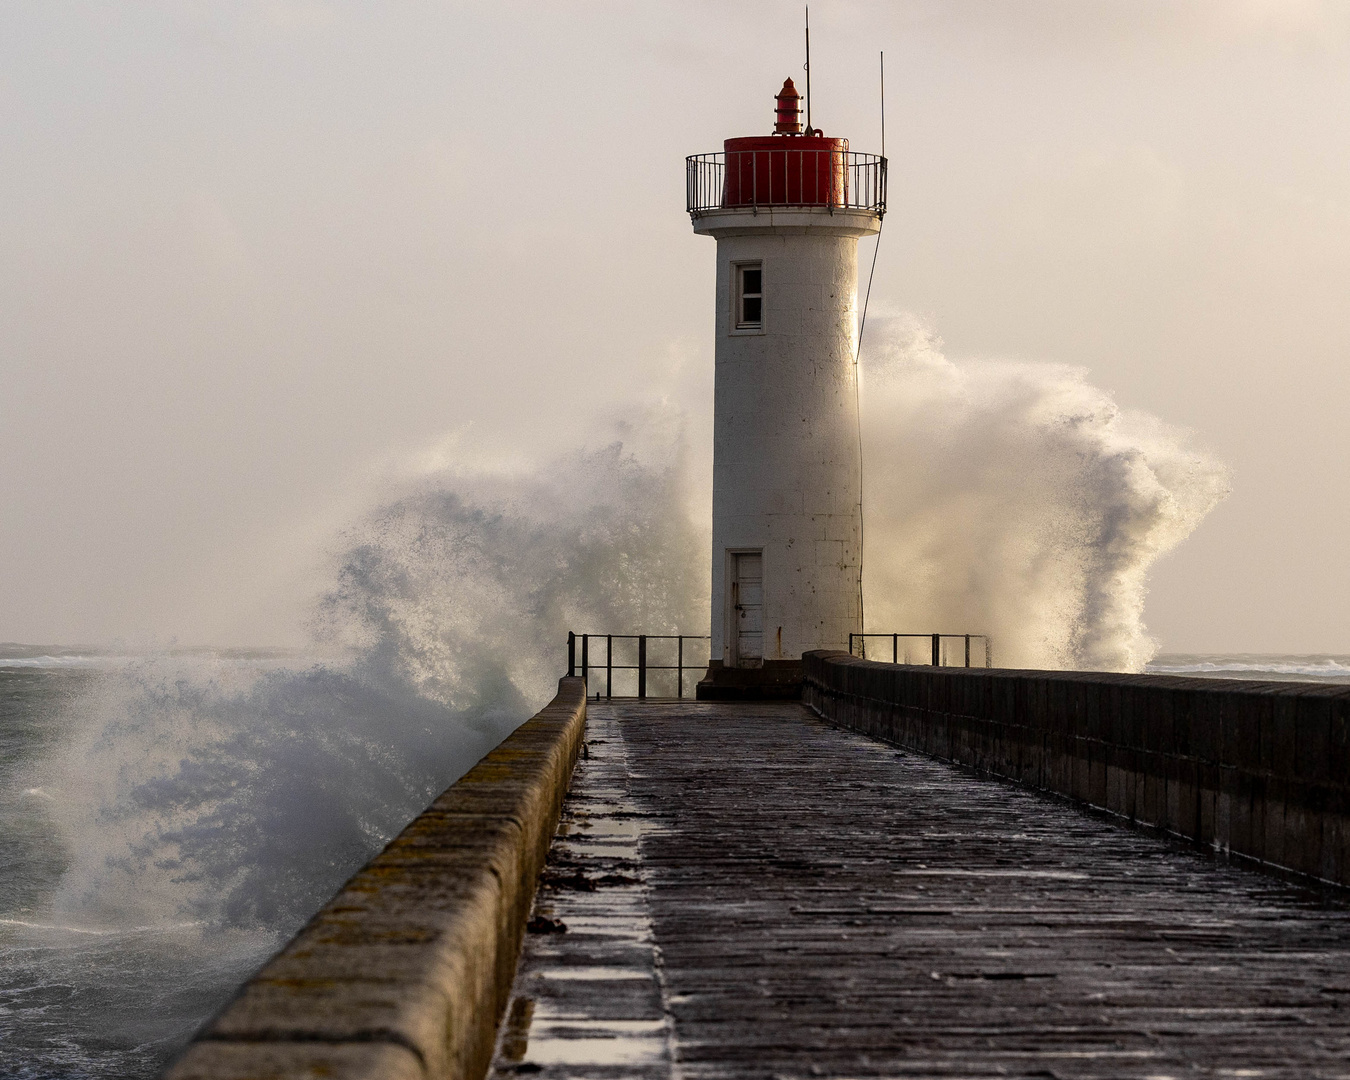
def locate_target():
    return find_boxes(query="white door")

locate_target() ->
[731,552,763,666]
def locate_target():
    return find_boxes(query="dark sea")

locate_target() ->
[2,645,1347,1078]
[1146,653,1350,683]
[0,645,511,1079]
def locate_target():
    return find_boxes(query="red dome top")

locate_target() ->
[774,78,802,135]
[717,78,850,208]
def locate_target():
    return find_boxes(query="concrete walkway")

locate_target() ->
[490,700,1350,1079]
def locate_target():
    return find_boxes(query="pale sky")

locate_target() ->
[2,1,1348,653]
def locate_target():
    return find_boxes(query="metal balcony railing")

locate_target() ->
[686,150,886,216]
[849,633,992,668]
[567,632,712,700]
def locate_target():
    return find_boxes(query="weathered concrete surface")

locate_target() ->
[496,699,1350,1079]
[805,650,1350,888]
[163,677,587,1080]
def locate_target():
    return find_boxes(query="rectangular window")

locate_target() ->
[736,263,762,329]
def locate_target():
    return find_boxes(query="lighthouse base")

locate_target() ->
[695,660,804,701]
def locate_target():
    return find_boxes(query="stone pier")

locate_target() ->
[493,698,1350,1079]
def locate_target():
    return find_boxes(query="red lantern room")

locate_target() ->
[722,77,850,209]
[685,76,886,219]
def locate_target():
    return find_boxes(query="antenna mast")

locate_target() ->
[880,51,885,158]
[804,6,812,134]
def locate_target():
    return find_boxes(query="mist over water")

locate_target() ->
[860,313,1231,671]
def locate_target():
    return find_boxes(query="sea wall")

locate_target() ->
[804,651,1350,888]
[164,676,588,1080]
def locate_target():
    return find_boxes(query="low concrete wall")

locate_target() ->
[804,651,1350,888]
[164,677,588,1080]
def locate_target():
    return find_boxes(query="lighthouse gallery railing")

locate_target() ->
[686,150,886,216]
[566,632,711,700]
[849,633,992,668]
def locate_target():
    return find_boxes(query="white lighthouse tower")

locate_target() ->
[690,78,886,698]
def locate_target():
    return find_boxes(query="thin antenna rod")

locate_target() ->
[880,51,885,158]
[804,6,812,132]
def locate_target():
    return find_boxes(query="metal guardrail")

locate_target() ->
[849,633,992,668]
[567,632,712,699]
[686,150,886,215]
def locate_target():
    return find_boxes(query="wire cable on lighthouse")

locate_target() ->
[855,220,882,642]
[853,51,885,645]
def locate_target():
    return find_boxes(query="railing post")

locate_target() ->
[581,634,589,685]
[849,632,853,656]
[677,635,684,699]
[606,635,613,700]
[932,633,940,667]
[893,633,898,664]
[638,635,647,699]
[567,631,575,677]
[965,634,971,668]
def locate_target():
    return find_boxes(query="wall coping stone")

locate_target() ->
[803,651,1350,887]
[162,677,587,1080]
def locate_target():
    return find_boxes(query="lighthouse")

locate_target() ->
[689,77,886,699]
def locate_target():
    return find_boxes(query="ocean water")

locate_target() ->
[0,655,276,1079]
[0,650,419,1078]
[1147,653,1350,684]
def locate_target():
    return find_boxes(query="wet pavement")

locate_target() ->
[490,699,1350,1079]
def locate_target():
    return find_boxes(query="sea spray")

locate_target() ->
[859,313,1230,670]
[7,429,706,1077]
[312,433,708,714]
[45,434,706,933]
[44,656,500,932]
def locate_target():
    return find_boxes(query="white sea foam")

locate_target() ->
[0,918,117,935]
[860,313,1230,671]
[0,651,307,670]
[1147,655,1350,682]
[0,917,202,936]
[0,654,119,669]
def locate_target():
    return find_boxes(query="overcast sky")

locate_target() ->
[2,1,1347,653]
